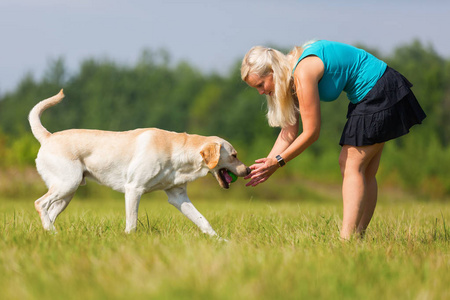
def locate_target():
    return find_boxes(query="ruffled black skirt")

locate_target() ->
[339,67,426,146]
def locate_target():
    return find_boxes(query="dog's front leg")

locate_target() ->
[165,185,218,237]
[124,186,143,233]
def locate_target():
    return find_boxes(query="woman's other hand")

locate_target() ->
[244,157,279,187]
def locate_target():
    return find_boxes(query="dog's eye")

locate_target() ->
[232,154,237,158]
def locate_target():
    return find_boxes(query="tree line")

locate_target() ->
[0,40,449,198]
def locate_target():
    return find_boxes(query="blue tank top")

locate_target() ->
[292,40,387,103]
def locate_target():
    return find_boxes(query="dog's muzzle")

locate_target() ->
[246,167,251,175]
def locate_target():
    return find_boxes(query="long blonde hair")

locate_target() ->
[241,46,301,128]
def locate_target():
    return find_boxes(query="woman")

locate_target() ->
[241,40,426,239]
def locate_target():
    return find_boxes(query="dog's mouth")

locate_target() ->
[216,168,235,189]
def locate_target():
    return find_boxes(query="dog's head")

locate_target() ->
[200,139,250,189]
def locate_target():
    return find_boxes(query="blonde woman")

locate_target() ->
[241,40,426,239]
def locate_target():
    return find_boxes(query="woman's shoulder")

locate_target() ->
[293,56,324,82]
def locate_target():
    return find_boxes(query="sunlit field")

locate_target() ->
[1,184,449,300]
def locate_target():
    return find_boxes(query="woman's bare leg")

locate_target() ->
[357,144,384,236]
[339,143,385,240]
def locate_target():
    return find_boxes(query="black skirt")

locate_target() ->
[339,67,427,146]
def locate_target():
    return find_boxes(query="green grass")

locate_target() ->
[1,193,449,300]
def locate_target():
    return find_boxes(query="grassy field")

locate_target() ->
[1,187,449,300]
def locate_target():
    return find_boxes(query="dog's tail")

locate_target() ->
[28,89,65,144]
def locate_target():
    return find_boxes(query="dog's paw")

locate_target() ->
[42,224,57,233]
[124,228,137,234]
[216,236,229,243]
[44,228,58,235]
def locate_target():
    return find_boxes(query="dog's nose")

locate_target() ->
[246,167,251,175]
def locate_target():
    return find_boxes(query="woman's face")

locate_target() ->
[246,73,274,96]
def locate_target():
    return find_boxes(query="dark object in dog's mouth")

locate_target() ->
[219,168,235,188]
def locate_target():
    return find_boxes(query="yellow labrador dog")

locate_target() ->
[29,90,250,237]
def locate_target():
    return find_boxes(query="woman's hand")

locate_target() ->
[244,157,279,187]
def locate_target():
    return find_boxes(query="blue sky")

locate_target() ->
[1,0,449,94]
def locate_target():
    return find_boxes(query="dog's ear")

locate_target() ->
[200,142,221,169]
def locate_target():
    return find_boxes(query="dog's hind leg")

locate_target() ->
[35,191,57,231]
[124,186,143,233]
[48,193,75,224]
[34,161,82,232]
[165,185,218,237]
[35,189,75,232]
